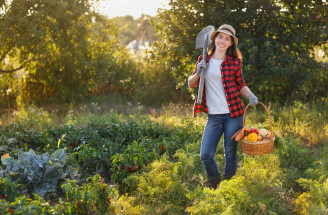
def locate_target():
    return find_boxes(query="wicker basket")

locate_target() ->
[240,102,275,155]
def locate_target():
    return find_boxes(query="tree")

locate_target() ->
[0,0,123,104]
[150,0,328,104]
[113,15,157,46]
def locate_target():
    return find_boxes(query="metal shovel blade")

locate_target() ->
[195,26,215,105]
[195,25,215,50]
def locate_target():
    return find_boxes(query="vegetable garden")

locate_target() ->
[0,103,327,214]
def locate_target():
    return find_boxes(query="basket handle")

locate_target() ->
[242,102,274,137]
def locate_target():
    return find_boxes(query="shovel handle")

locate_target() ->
[197,67,206,104]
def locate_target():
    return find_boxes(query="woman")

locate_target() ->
[188,24,258,189]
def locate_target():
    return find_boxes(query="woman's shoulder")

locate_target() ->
[197,54,213,63]
[227,56,242,66]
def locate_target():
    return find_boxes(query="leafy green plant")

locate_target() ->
[110,139,159,183]
[0,124,56,153]
[304,143,328,181]
[0,177,21,202]
[0,149,73,198]
[295,178,328,214]
[72,143,112,178]
[0,194,71,214]
[186,177,251,214]
[111,194,143,215]
[133,156,189,214]
[62,174,118,214]
[173,148,206,190]
[187,154,290,214]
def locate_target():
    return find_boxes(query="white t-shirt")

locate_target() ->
[205,58,230,114]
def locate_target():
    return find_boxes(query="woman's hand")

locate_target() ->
[248,93,258,106]
[188,73,200,88]
[188,59,207,88]
[196,60,207,75]
[240,86,258,106]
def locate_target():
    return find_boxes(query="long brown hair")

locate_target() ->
[208,32,242,61]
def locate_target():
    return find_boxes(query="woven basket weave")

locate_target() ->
[240,102,275,155]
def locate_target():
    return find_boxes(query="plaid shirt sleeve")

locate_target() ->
[223,58,247,118]
[235,59,246,91]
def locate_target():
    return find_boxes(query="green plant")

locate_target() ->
[0,124,56,153]
[134,156,189,214]
[173,148,206,190]
[111,194,143,215]
[295,178,328,214]
[72,143,111,178]
[0,149,73,198]
[63,174,118,214]
[304,143,328,181]
[12,106,52,130]
[0,177,21,202]
[0,194,71,214]
[186,177,251,214]
[110,139,160,184]
[186,153,291,214]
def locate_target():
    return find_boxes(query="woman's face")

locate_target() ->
[214,32,233,52]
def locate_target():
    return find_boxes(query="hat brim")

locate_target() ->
[210,30,238,46]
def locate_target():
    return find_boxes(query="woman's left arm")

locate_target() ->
[240,86,258,106]
[240,86,252,98]
[235,59,258,106]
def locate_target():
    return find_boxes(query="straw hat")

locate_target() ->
[210,24,238,45]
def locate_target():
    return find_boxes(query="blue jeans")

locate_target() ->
[200,113,243,178]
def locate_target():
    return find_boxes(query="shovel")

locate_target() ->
[195,25,215,104]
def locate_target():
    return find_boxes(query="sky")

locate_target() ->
[96,0,170,19]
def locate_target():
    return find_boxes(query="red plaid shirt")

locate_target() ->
[192,54,247,118]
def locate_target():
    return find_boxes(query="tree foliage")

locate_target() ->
[113,15,157,46]
[151,0,328,104]
[0,0,138,105]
